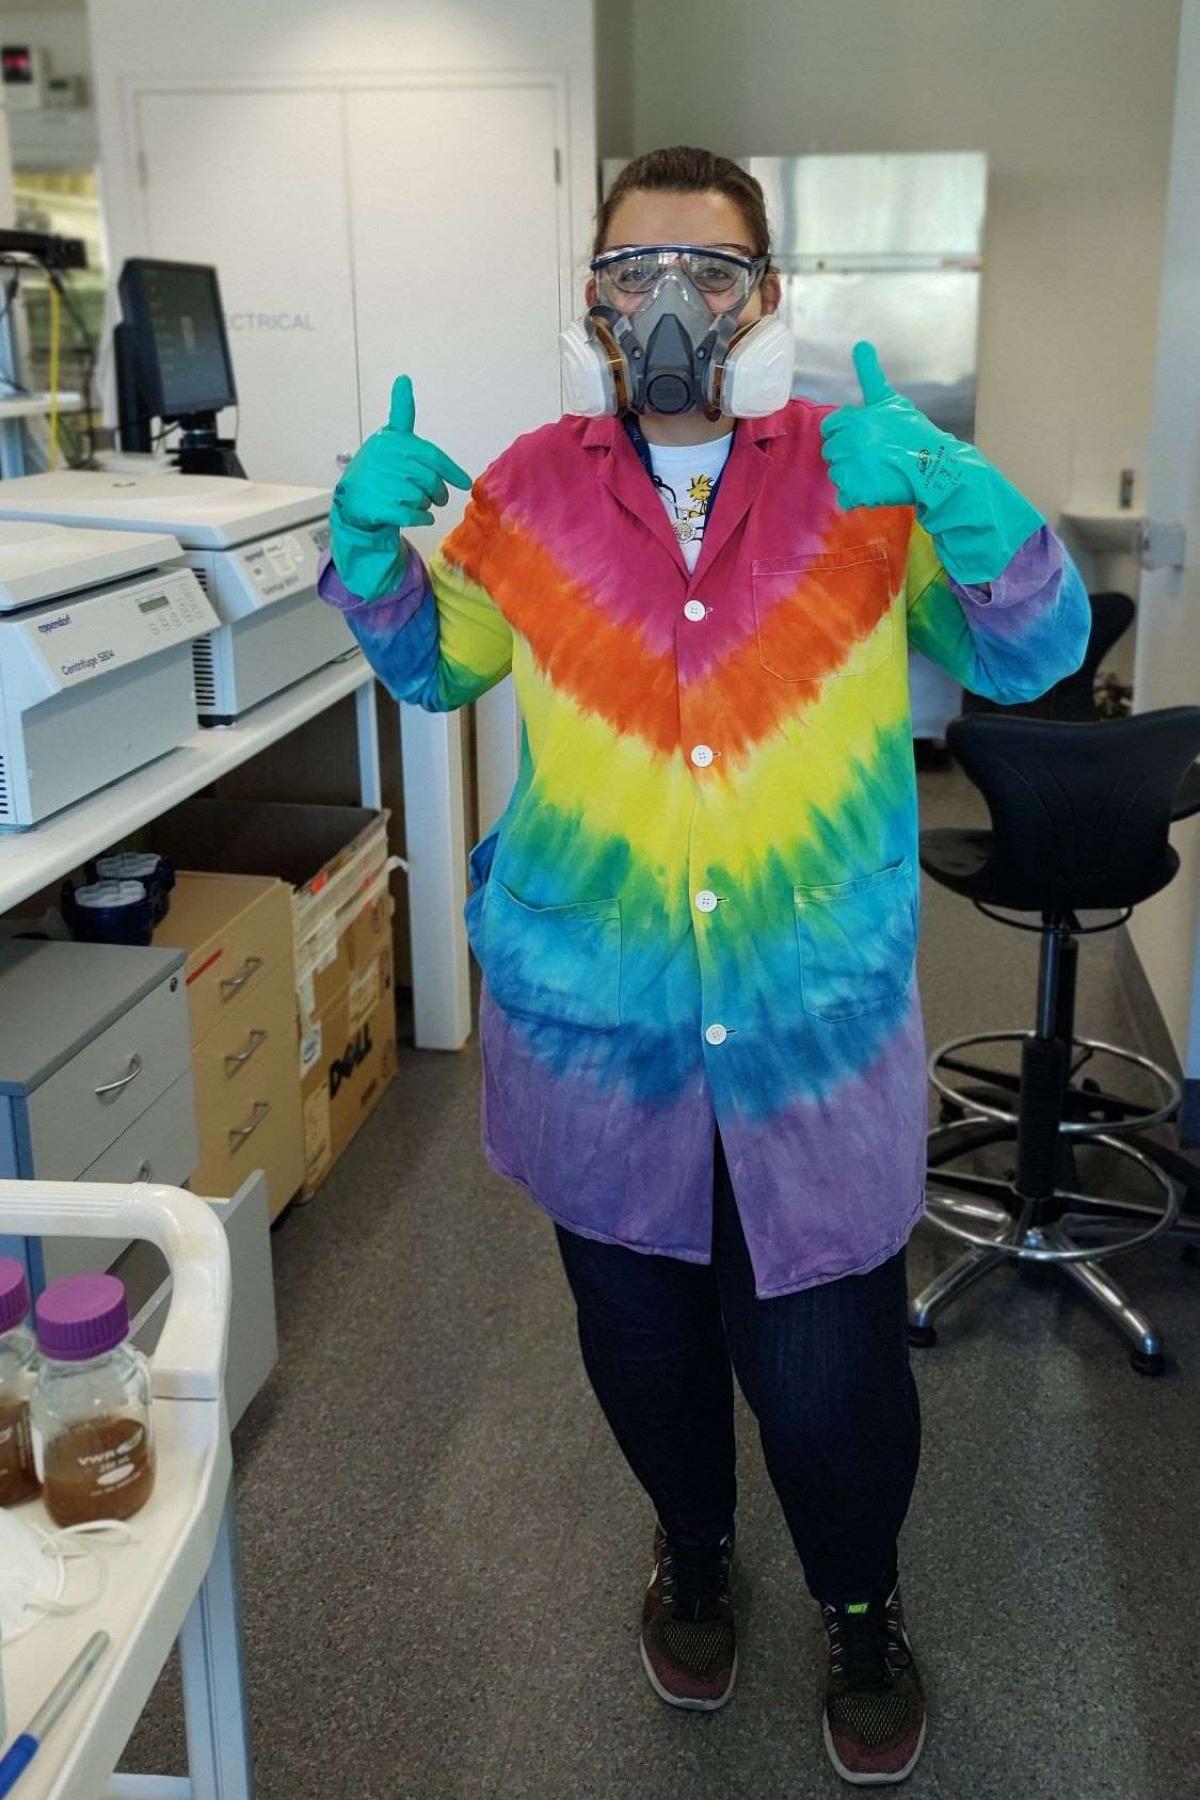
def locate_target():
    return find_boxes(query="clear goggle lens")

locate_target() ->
[592,245,762,305]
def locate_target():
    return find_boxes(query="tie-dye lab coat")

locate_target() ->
[320,401,1090,1297]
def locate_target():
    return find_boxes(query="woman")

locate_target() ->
[321,146,1089,1786]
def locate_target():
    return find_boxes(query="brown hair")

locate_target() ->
[593,146,773,266]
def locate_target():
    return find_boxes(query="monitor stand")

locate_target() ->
[173,412,247,479]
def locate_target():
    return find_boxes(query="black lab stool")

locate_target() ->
[912,706,1200,1373]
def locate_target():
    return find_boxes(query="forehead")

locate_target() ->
[602,187,752,253]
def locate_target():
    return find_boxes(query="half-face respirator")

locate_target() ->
[559,244,795,421]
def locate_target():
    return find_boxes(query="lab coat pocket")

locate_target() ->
[794,857,916,1022]
[484,881,622,1031]
[753,542,892,682]
[464,825,500,959]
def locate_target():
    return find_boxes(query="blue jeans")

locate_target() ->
[554,1131,921,1605]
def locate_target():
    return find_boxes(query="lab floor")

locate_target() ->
[128,758,1200,1799]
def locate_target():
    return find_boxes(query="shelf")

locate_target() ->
[0,389,85,420]
[0,651,373,913]
[1059,509,1142,552]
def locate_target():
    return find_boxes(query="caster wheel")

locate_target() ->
[909,1323,938,1349]
[1182,1244,1200,1267]
[1130,1350,1165,1377]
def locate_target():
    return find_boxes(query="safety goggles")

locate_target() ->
[591,243,767,307]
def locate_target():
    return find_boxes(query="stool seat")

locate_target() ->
[1174,760,1200,822]
[910,704,1200,1373]
[918,827,993,898]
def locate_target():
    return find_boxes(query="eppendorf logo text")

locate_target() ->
[224,311,315,332]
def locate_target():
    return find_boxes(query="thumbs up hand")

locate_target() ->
[819,341,1043,584]
[818,342,959,512]
[330,376,473,601]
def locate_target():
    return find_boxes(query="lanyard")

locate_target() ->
[621,413,733,525]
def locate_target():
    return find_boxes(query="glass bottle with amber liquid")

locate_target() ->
[0,1256,40,1506]
[31,1273,155,1526]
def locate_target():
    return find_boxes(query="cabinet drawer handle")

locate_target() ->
[229,1100,270,1149]
[94,1054,143,1098]
[220,956,263,998]
[225,1028,268,1075]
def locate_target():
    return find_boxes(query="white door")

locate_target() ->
[344,79,565,832]
[1130,0,1200,1125]
[134,87,361,487]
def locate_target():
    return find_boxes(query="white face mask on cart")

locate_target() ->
[0,1507,132,1646]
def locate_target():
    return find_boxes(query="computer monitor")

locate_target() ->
[116,258,244,474]
[117,257,237,421]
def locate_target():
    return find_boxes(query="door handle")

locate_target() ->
[220,956,263,998]
[229,1100,270,1150]
[135,1159,153,1182]
[94,1054,143,1098]
[225,1028,268,1075]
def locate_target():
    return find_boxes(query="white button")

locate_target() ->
[690,744,715,768]
[683,599,707,622]
[705,1023,728,1046]
[695,889,719,913]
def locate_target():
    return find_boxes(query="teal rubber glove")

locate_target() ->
[330,375,472,601]
[819,342,1044,585]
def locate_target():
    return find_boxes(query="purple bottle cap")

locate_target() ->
[0,1257,30,1335]
[36,1273,130,1362]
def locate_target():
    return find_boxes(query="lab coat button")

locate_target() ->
[683,599,707,622]
[705,1023,728,1046]
[695,889,719,913]
[690,744,715,768]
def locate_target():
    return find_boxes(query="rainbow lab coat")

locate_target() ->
[320,401,1090,1297]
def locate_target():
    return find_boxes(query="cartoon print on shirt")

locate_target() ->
[660,467,717,545]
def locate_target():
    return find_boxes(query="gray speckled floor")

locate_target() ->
[124,759,1200,1799]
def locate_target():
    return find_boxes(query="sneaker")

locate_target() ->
[820,1585,926,1784]
[639,1522,737,1711]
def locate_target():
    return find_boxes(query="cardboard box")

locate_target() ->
[153,800,391,1023]
[153,799,398,1198]
[300,941,397,1195]
[151,871,294,1042]
[152,872,306,1218]
[299,880,393,1030]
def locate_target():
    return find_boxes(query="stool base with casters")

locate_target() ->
[910,1115,1191,1374]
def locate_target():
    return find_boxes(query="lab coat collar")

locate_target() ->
[581,408,788,578]
[579,409,789,449]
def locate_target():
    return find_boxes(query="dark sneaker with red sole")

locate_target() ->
[639,1522,737,1711]
[820,1585,926,1784]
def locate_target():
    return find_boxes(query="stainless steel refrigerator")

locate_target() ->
[747,152,988,739]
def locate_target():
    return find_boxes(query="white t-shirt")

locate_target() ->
[646,431,733,572]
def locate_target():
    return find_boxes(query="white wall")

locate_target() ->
[1129,0,1200,1078]
[0,3,91,83]
[0,4,95,173]
[86,0,596,295]
[599,0,1182,602]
